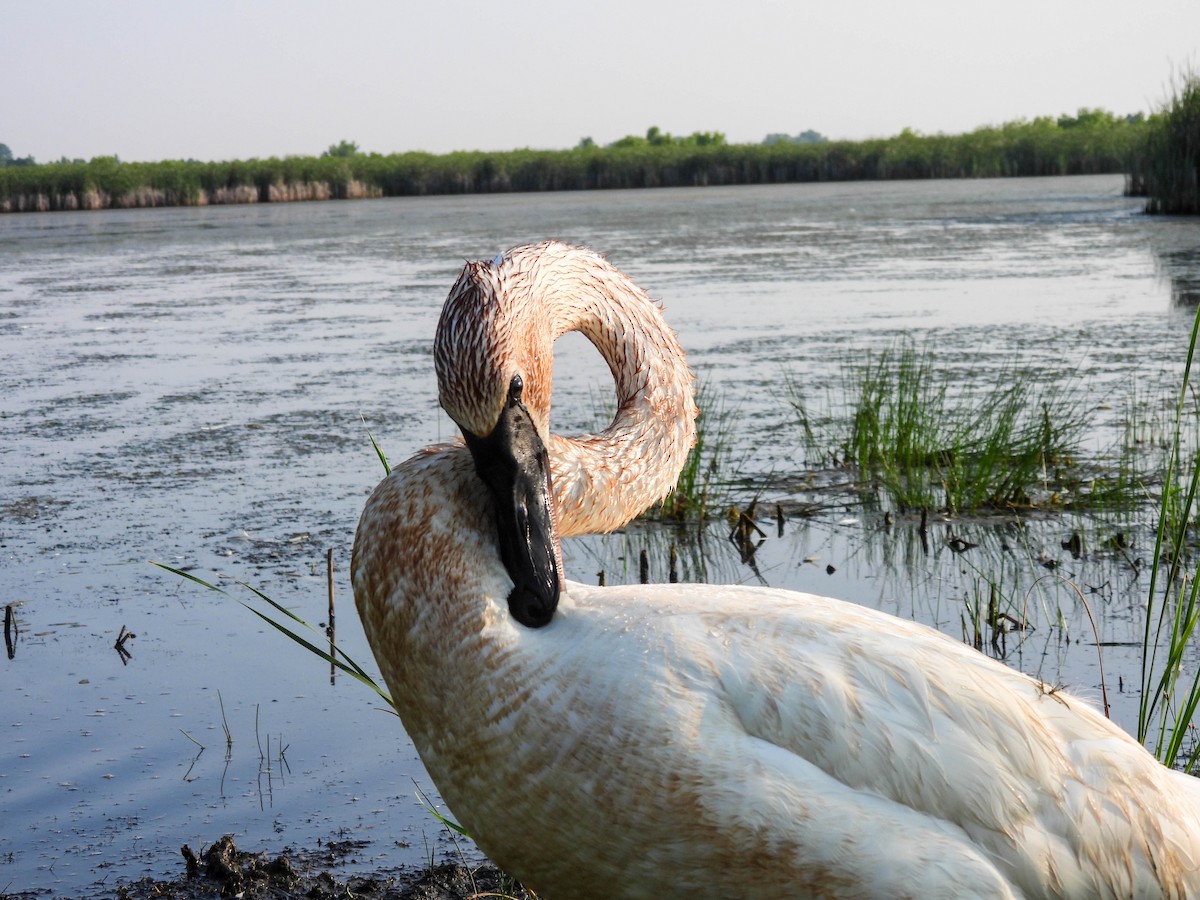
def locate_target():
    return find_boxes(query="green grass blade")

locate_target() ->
[361,415,391,475]
[414,782,471,837]
[1137,301,1200,759]
[229,576,385,688]
[237,602,395,708]
[150,561,395,710]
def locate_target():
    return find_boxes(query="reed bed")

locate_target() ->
[0,155,381,213]
[0,112,1148,213]
[1129,70,1200,214]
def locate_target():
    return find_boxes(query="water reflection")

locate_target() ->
[1160,248,1200,307]
[1146,216,1200,308]
[4,602,17,659]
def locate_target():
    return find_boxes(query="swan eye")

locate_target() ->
[508,374,524,405]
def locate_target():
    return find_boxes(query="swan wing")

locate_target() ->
[557,580,1200,898]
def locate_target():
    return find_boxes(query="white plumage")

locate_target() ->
[353,240,1200,898]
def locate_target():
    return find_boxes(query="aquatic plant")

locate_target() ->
[1139,306,1200,769]
[654,379,737,522]
[1074,389,1163,521]
[789,344,1089,514]
[150,563,394,709]
[1135,69,1200,215]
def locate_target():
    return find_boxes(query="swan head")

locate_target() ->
[435,256,561,629]
[435,256,554,440]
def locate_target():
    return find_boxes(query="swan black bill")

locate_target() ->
[462,377,561,628]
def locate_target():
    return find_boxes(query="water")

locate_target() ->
[3,175,1200,895]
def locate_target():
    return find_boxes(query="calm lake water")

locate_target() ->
[4,174,1200,895]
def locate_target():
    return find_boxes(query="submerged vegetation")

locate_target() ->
[1,111,1148,212]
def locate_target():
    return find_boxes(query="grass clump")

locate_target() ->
[789,344,1088,514]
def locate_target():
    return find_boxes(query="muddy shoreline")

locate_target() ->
[4,835,530,900]
[0,179,382,213]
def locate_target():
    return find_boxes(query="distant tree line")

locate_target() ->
[0,143,37,167]
[0,114,1153,213]
[762,130,828,145]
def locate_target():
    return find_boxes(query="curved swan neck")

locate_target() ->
[436,241,697,538]
[543,254,697,536]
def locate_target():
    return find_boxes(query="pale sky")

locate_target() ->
[5,0,1199,163]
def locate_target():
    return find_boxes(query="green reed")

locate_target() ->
[1134,68,1200,215]
[1076,390,1163,520]
[1138,305,1200,768]
[789,345,1089,514]
[654,379,736,521]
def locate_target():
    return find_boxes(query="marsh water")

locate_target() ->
[5,174,1200,895]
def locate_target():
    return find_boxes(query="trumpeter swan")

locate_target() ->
[353,240,1200,899]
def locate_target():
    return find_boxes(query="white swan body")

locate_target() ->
[353,241,1200,899]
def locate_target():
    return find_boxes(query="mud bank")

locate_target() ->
[0,835,532,900]
[0,179,381,212]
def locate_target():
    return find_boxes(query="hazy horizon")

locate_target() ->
[5,0,1198,165]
